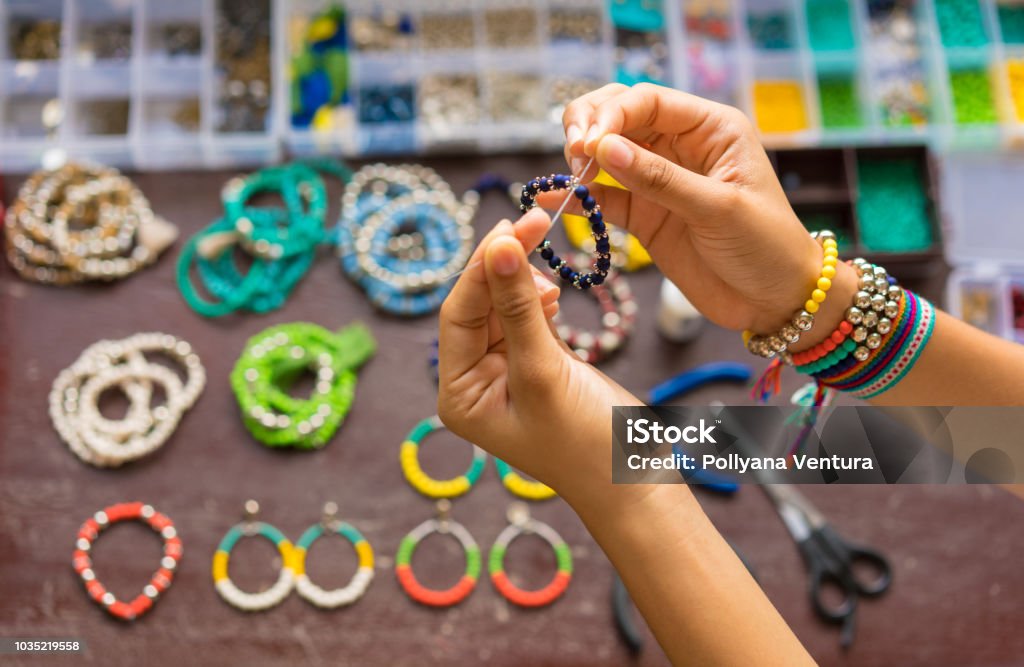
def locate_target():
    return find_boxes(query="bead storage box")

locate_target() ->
[942,153,1024,343]
[770,145,943,277]
[4,0,1024,173]
[0,0,280,172]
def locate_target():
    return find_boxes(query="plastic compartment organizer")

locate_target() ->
[3,0,1024,171]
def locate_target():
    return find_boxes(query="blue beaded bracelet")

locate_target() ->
[520,174,610,290]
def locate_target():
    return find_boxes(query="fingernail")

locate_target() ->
[533,273,557,295]
[566,124,582,146]
[602,135,634,169]
[584,124,602,149]
[570,156,587,177]
[489,238,521,276]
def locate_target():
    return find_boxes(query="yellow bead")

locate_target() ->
[824,247,838,258]
[823,255,838,267]
[822,265,836,279]
[811,289,827,303]
[805,299,819,314]
[817,277,832,292]
[823,238,837,249]
[741,330,753,345]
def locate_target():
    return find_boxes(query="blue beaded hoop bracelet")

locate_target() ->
[520,173,611,290]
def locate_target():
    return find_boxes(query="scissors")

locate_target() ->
[729,418,893,648]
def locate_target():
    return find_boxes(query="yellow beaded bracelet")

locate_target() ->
[744,231,837,360]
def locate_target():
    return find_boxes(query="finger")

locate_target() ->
[483,235,560,384]
[582,84,721,155]
[562,83,629,176]
[486,270,559,348]
[594,134,735,224]
[439,220,518,384]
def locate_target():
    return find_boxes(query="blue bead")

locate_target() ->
[597,257,611,271]
[590,273,605,285]
[548,255,561,269]
[527,179,540,192]
[540,247,553,260]
[582,196,596,210]
[579,275,592,289]
[887,276,897,285]
[520,194,532,207]
[596,238,611,253]
[592,222,606,234]
[553,174,569,188]
[590,210,603,224]
[540,179,552,192]
[559,265,574,280]
[573,185,589,199]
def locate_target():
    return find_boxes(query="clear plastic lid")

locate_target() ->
[941,153,1024,270]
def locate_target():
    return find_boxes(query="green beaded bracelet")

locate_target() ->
[230,322,376,449]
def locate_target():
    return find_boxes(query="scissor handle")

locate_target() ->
[802,547,859,623]
[816,525,893,598]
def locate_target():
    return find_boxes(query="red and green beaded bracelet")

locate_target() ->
[395,500,481,607]
[488,503,572,608]
[73,502,182,621]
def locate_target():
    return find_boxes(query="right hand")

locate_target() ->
[543,82,854,337]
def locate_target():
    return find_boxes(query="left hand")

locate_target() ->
[437,209,642,501]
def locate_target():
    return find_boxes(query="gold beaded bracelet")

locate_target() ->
[743,230,837,360]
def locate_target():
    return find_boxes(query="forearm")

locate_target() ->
[565,484,814,666]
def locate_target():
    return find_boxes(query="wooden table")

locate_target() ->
[2,156,1022,667]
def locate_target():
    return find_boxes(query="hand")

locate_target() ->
[437,210,641,500]
[545,82,856,339]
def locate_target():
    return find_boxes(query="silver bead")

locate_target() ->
[852,257,867,267]
[872,265,888,278]
[877,317,893,335]
[863,310,879,328]
[793,311,814,331]
[854,291,872,309]
[846,307,864,325]
[884,300,899,318]
[852,326,868,343]
[887,285,902,302]
[768,336,786,352]
[874,278,889,293]
[866,332,882,349]
[854,346,870,361]
[870,294,886,312]
[780,325,800,344]
[858,275,875,291]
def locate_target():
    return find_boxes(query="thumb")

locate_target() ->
[483,235,559,378]
[594,134,734,224]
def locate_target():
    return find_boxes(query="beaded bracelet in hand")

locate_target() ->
[5,162,177,285]
[744,230,838,360]
[74,502,182,621]
[177,160,349,317]
[553,254,637,364]
[520,173,611,290]
[230,322,376,449]
[50,333,205,467]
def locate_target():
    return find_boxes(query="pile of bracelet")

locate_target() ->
[521,172,611,289]
[230,322,376,449]
[796,260,934,399]
[177,159,351,317]
[553,254,637,364]
[336,163,477,316]
[74,502,182,621]
[49,333,205,467]
[4,162,177,285]
[744,230,839,359]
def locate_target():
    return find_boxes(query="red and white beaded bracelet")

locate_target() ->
[72,502,182,621]
[553,257,637,364]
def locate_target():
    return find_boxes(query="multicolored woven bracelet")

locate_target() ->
[395,500,481,608]
[74,502,182,621]
[489,503,573,608]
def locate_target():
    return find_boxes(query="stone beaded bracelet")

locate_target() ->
[230,322,376,449]
[553,255,637,364]
[520,173,611,290]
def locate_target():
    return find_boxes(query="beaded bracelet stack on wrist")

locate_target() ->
[177,160,351,317]
[336,163,477,316]
[5,162,177,285]
[743,231,838,360]
[746,230,934,400]
[230,322,376,449]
